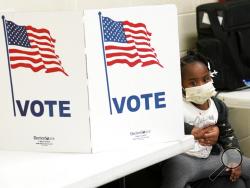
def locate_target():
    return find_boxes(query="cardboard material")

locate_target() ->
[0,11,91,152]
[0,5,184,153]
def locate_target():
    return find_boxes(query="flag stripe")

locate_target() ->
[106,52,157,59]
[107,57,158,64]
[10,45,57,56]
[9,49,59,59]
[105,45,156,53]
[9,56,61,66]
[125,34,150,41]
[29,39,55,48]
[107,59,141,66]
[123,28,151,37]
[123,21,151,35]
[27,33,55,44]
[31,44,56,53]
[124,27,151,36]
[107,59,162,67]
[45,67,68,76]
[142,60,163,67]
[11,60,61,69]
[127,40,149,46]
[105,48,143,54]
[106,48,158,60]
[26,25,56,42]
[11,62,68,76]
[11,63,45,72]
[10,60,64,70]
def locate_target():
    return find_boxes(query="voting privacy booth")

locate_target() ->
[0,5,184,153]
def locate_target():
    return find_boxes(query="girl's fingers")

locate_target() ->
[230,167,241,182]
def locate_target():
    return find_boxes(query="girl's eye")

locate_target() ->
[190,81,196,86]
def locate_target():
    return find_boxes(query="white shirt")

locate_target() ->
[183,98,218,158]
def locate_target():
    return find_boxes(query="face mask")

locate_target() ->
[184,81,216,104]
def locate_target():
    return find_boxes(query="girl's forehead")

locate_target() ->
[182,62,209,78]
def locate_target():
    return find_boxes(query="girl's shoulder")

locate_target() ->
[211,97,226,108]
[211,96,228,122]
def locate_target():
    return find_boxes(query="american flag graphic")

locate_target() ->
[102,16,163,68]
[5,20,68,76]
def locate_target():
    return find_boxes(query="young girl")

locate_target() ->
[160,51,250,188]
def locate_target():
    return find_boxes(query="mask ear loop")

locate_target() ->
[182,88,186,97]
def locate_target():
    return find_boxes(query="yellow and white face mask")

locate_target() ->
[184,81,216,105]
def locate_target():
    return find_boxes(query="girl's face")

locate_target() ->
[181,61,211,88]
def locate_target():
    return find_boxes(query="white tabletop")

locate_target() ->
[0,135,194,188]
[217,88,250,109]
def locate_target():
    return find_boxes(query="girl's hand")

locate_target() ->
[191,127,206,140]
[227,165,241,182]
[199,125,219,146]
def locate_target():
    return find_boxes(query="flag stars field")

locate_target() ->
[7,22,31,47]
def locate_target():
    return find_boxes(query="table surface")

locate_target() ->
[217,88,250,109]
[0,135,194,188]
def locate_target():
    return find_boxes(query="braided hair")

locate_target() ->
[180,51,212,75]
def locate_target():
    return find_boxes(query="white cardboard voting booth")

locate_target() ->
[0,5,184,153]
